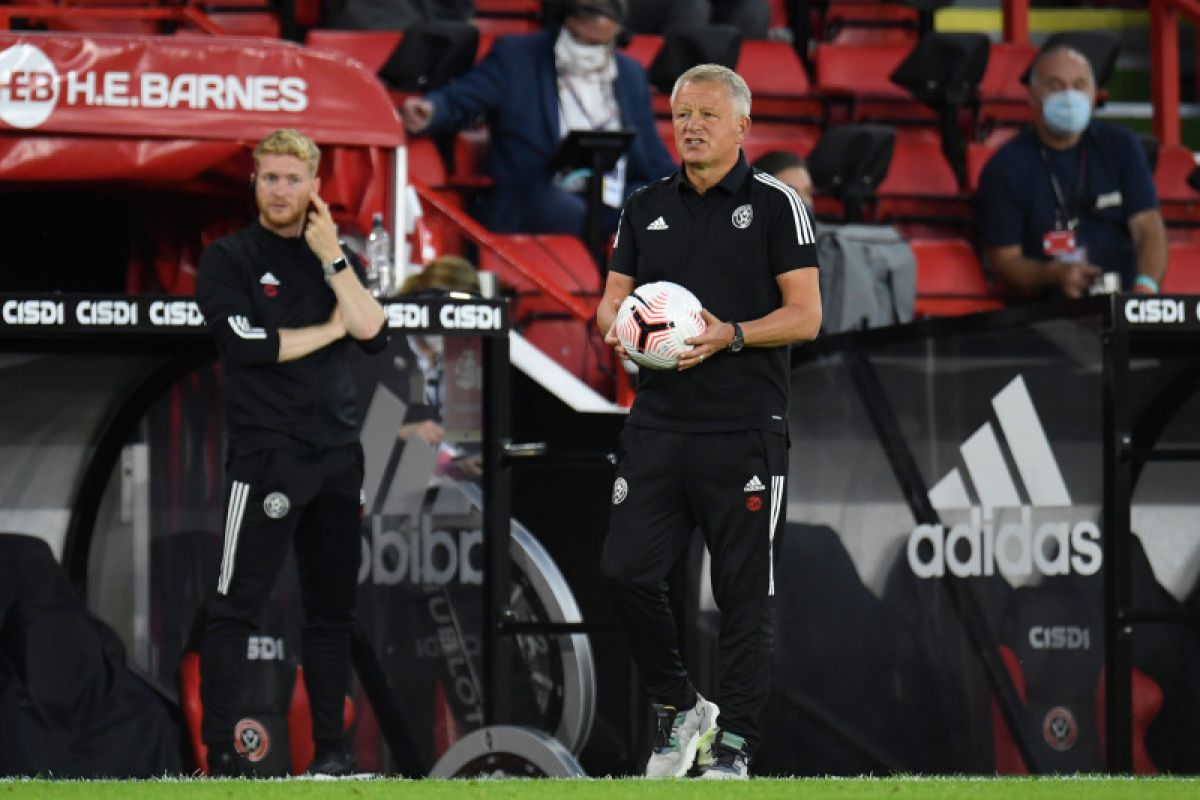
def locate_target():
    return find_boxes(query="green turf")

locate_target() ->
[3,777,1200,799]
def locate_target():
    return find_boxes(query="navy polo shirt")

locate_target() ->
[609,152,818,435]
[977,121,1158,290]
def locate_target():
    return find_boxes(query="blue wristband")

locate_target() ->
[1135,275,1160,293]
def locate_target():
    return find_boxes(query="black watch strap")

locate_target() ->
[727,321,744,352]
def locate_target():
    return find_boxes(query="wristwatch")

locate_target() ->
[727,321,744,353]
[322,255,349,281]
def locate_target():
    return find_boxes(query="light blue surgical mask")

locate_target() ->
[1042,89,1092,137]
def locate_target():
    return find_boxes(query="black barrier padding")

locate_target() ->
[879,533,1013,772]
[0,533,182,777]
[755,523,994,775]
[1129,536,1200,773]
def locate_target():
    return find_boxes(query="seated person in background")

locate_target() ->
[401,0,675,238]
[394,255,483,478]
[398,253,481,297]
[977,45,1167,300]
[751,150,814,211]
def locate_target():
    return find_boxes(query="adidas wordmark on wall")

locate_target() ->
[907,375,1102,580]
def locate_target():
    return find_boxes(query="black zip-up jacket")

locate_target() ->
[196,221,387,454]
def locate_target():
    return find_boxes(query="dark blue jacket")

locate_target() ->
[977,121,1158,289]
[424,30,676,231]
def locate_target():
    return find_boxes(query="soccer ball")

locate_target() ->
[614,281,707,370]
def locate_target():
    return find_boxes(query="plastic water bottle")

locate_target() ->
[365,212,393,298]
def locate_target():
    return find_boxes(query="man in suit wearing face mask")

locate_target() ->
[401,0,674,238]
[977,45,1167,300]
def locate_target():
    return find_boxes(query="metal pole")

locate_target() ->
[1101,297,1133,773]
[482,329,513,726]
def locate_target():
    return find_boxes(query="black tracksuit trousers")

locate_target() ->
[600,425,787,755]
[201,443,363,751]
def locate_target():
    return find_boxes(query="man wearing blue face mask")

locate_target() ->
[977,45,1167,299]
[401,0,675,238]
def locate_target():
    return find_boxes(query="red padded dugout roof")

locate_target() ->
[0,31,402,149]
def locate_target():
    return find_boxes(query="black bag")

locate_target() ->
[0,534,182,777]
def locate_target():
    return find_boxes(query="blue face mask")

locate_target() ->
[1042,89,1092,136]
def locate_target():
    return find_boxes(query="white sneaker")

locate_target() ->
[644,694,720,778]
[697,729,750,780]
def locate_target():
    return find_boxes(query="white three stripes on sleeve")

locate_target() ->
[218,480,249,595]
[228,315,267,340]
[754,172,816,246]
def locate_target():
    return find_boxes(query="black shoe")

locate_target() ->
[305,749,357,777]
[207,747,254,778]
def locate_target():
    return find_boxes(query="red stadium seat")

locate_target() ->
[1154,144,1200,226]
[736,39,822,120]
[472,16,540,35]
[478,234,613,394]
[875,129,969,222]
[305,30,403,73]
[474,0,540,12]
[479,233,600,301]
[822,1,920,46]
[910,237,1004,317]
[1164,241,1200,294]
[966,127,1019,193]
[976,42,1038,133]
[814,42,936,125]
[205,13,281,38]
[623,34,663,71]
[741,121,820,164]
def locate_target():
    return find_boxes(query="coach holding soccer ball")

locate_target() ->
[596,64,822,779]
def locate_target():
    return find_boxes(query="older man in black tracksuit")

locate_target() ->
[596,64,821,780]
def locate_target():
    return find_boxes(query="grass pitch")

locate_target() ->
[3,776,1200,799]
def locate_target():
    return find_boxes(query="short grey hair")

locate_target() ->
[670,63,752,119]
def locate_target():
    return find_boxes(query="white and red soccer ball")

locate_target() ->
[614,281,707,370]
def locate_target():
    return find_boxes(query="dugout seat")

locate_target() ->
[910,237,1004,317]
[1164,241,1200,294]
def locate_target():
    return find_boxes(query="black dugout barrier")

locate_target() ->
[0,292,595,776]
[750,293,1200,775]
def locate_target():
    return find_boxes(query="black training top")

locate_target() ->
[610,152,818,435]
[195,221,387,454]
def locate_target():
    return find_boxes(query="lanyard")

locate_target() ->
[1039,144,1088,231]
[558,75,619,131]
